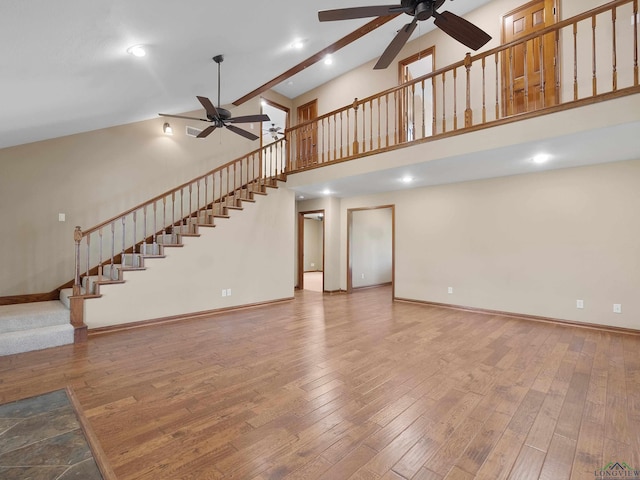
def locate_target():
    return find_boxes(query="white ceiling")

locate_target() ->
[0,0,492,149]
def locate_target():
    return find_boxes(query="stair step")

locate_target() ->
[0,323,74,356]
[81,275,124,294]
[157,233,181,245]
[0,301,71,334]
[59,287,85,309]
[139,243,162,255]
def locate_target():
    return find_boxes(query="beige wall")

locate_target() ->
[335,159,640,330]
[0,95,274,296]
[84,185,294,328]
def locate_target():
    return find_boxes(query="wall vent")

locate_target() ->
[186,125,203,137]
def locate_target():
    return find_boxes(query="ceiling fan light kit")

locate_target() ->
[158,54,270,141]
[318,0,491,70]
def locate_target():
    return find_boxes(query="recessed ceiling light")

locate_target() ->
[126,45,146,57]
[299,195,305,199]
[401,176,413,183]
[291,39,304,50]
[324,55,333,65]
[322,189,332,195]
[532,153,550,164]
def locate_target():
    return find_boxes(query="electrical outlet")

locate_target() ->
[58,213,66,222]
[311,263,315,267]
[576,299,584,309]
[613,303,622,314]
[361,273,365,279]
[448,287,453,294]
[227,288,232,296]
[222,289,227,297]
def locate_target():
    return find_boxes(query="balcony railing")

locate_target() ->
[286,0,639,171]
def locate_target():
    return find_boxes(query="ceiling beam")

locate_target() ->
[232,14,401,106]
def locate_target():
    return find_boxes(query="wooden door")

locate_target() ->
[502,0,558,115]
[297,100,318,167]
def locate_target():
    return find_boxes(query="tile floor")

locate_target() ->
[0,389,103,479]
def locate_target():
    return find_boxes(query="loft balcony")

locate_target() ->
[281,0,639,185]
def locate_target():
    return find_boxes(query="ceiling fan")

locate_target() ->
[318,0,492,70]
[264,123,285,141]
[159,55,270,140]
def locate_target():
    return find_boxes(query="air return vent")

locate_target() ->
[186,126,203,137]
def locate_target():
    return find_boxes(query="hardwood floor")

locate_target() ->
[1,286,639,479]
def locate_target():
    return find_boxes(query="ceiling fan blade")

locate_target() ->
[374,19,418,70]
[434,11,492,51]
[197,125,217,138]
[228,114,271,124]
[196,96,219,118]
[319,5,407,22]
[226,124,259,141]
[159,113,210,122]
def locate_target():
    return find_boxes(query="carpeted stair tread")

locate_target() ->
[0,323,74,356]
[0,301,70,334]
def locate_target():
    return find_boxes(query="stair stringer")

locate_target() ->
[83,185,295,329]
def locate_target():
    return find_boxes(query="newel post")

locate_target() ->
[71,226,87,342]
[73,226,82,296]
[464,53,473,128]
[352,97,360,154]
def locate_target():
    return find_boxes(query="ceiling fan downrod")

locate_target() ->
[213,54,224,109]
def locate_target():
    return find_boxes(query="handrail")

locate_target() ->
[285,0,638,171]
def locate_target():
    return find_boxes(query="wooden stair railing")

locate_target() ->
[285,0,639,172]
[70,138,287,339]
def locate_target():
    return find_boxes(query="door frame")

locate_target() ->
[297,209,325,291]
[398,47,436,142]
[347,205,395,296]
[261,98,290,173]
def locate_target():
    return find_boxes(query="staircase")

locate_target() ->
[1,136,288,355]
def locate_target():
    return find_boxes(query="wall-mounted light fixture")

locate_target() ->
[163,122,173,135]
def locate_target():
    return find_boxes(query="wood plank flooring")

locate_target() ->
[1,286,639,479]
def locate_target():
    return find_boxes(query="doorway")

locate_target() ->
[398,47,435,141]
[297,210,325,292]
[261,99,289,176]
[501,0,558,115]
[347,205,395,296]
[296,99,318,167]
